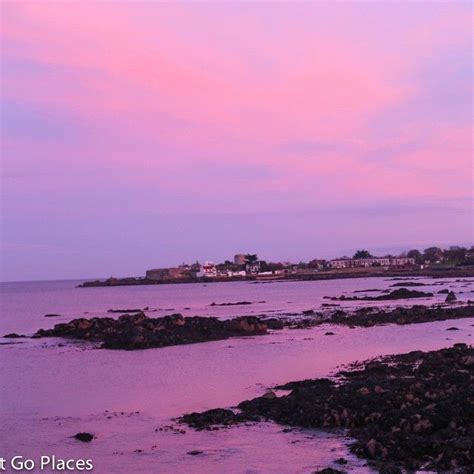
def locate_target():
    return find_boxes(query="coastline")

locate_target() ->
[3,312,473,473]
[2,276,473,473]
[78,266,474,288]
[11,303,474,350]
[180,344,474,473]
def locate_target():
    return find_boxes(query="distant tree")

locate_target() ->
[307,259,326,269]
[217,262,239,271]
[353,250,373,259]
[423,247,444,263]
[465,247,474,265]
[244,254,259,264]
[266,262,284,272]
[444,246,467,264]
[407,249,423,264]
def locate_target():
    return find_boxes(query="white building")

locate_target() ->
[329,257,415,269]
[226,270,246,277]
[197,262,217,278]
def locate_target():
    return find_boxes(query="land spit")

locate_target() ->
[78,267,474,288]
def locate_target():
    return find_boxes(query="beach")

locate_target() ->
[1,277,473,472]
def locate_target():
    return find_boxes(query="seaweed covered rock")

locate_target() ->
[320,304,474,328]
[446,291,457,303]
[73,432,94,442]
[181,345,474,473]
[327,288,434,302]
[32,313,270,350]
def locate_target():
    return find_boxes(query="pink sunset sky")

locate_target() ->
[1,1,473,281]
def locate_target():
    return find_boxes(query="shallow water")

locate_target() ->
[1,276,472,334]
[1,278,473,473]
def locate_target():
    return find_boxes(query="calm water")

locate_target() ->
[1,276,473,334]
[1,278,473,473]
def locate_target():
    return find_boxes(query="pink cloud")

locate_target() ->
[2,2,472,225]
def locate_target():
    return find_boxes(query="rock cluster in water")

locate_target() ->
[181,344,474,473]
[326,288,434,301]
[32,313,268,350]
[10,303,474,349]
[317,303,473,328]
[73,432,94,442]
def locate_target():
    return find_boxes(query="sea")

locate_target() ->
[1,277,473,473]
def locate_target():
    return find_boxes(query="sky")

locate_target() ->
[1,1,473,281]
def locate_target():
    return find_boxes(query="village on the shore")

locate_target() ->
[80,246,474,287]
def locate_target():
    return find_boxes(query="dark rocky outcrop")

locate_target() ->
[446,291,457,303]
[264,304,474,331]
[326,288,434,301]
[181,408,251,429]
[180,345,474,473]
[31,313,269,350]
[264,318,285,330]
[353,289,383,293]
[210,301,253,306]
[313,469,345,474]
[390,281,426,287]
[9,304,474,350]
[73,432,94,442]
[317,304,474,328]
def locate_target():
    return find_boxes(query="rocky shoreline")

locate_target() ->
[313,303,474,329]
[28,313,269,350]
[180,344,474,473]
[5,303,473,350]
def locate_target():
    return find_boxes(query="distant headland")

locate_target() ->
[79,246,474,288]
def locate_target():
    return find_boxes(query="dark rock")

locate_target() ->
[73,432,94,442]
[445,291,457,303]
[329,288,433,301]
[324,331,335,336]
[181,345,474,473]
[3,333,26,338]
[446,327,459,331]
[312,469,345,474]
[353,289,383,293]
[264,318,285,330]
[187,450,203,456]
[180,409,245,430]
[210,301,253,306]
[318,304,474,328]
[30,313,270,350]
[437,289,450,294]
[44,313,61,318]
